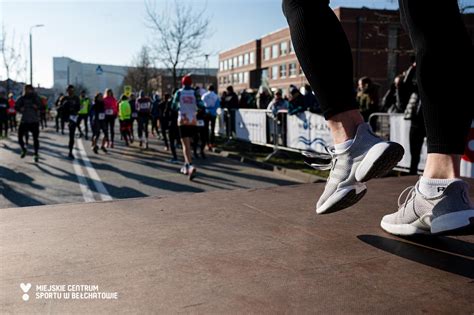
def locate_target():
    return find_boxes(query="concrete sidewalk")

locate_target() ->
[1,176,473,313]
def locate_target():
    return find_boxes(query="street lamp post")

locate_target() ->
[29,24,45,86]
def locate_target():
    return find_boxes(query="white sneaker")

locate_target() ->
[381,180,474,236]
[311,123,404,214]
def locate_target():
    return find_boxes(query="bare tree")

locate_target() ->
[145,0,211,89]
[123,45,157,95]
[1,24,24,90]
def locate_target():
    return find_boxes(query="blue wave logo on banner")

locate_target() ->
[298,137,327,147]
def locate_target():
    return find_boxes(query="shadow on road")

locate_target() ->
[358,234,474,279]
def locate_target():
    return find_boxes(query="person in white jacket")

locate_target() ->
[201,85,220,149]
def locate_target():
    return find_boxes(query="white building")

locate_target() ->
[53,57,129,97]
[53,56,218,97]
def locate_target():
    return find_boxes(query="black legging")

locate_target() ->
[77,114,89,138]
[137,115,150,140]
[18,122,39,155]
[0,118,8,137]
[69,121,77,154]
[283,0,473,154]
[159,118,169,148]
[106,115,116,143]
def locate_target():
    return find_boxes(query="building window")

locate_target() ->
[300,66,305,77]
[264,47,271,61]
[280,42,288,56]
[280,64,287,78]
[238,55,243,67]
[290,41,294,54]
[224,60,228,71]
[272,65,279,80]
[262,69,269,79]
[228,59,233,70]
[250,52,255,64]
[289,63,297,77]
[233,73,238,83]
[220,62,223,71]
[244,53,249,65]
[239,72,244,84]
[244,72,249,84]
[233,57,238,68]
[272,44,279,59]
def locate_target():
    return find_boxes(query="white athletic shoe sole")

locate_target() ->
[356,142,405,183]
[431,210,474,235]
[317,184,367,214]
[380,213,432,236]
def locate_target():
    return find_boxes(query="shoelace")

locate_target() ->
[302,148,334,171]
[398,186,416,217]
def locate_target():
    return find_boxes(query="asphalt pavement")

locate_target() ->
[0,123,299,209]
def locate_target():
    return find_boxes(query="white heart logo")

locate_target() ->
[20,283,31,293]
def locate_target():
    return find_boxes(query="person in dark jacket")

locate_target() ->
[151,93,161,138]
[405,86,426,175]
[91,92,109,154]
[356,77,379,121]
[136,90,152,149]
[0,91,9,138]
[304,84,321,114]
[15,85,42,162]
[55,93,65,134]
[223,86,239,136]
[163,91,179,163]
[288,86,306,115]
[382,64,417,114]
[129,93,137,142]
[158,94,171,151]
[61,85,81,159]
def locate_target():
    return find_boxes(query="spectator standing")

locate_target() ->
[405,86,426,175]
[304,84,321,114]
[356,77,379,122]
[288,85,306,115]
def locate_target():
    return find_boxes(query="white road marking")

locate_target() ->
[72,158,96,203]
[76,139,113,201]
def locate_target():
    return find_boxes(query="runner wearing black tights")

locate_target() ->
[282,0,473,154]
[283,0,474,235]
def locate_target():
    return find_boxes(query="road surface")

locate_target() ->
[0,125,299,209]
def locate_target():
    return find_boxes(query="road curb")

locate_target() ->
[212,149,326,184]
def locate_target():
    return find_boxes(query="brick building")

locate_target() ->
[218,40,261,93]
[218,7,474,96]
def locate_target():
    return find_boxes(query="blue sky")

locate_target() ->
[0,0,446,88]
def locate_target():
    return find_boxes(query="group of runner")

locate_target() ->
[3,75,220,180]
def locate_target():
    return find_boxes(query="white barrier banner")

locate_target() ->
[389,114,427,171]
[235,109,267,145]
[287,112,333,153]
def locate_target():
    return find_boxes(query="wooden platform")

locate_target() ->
[1,176,473,313]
